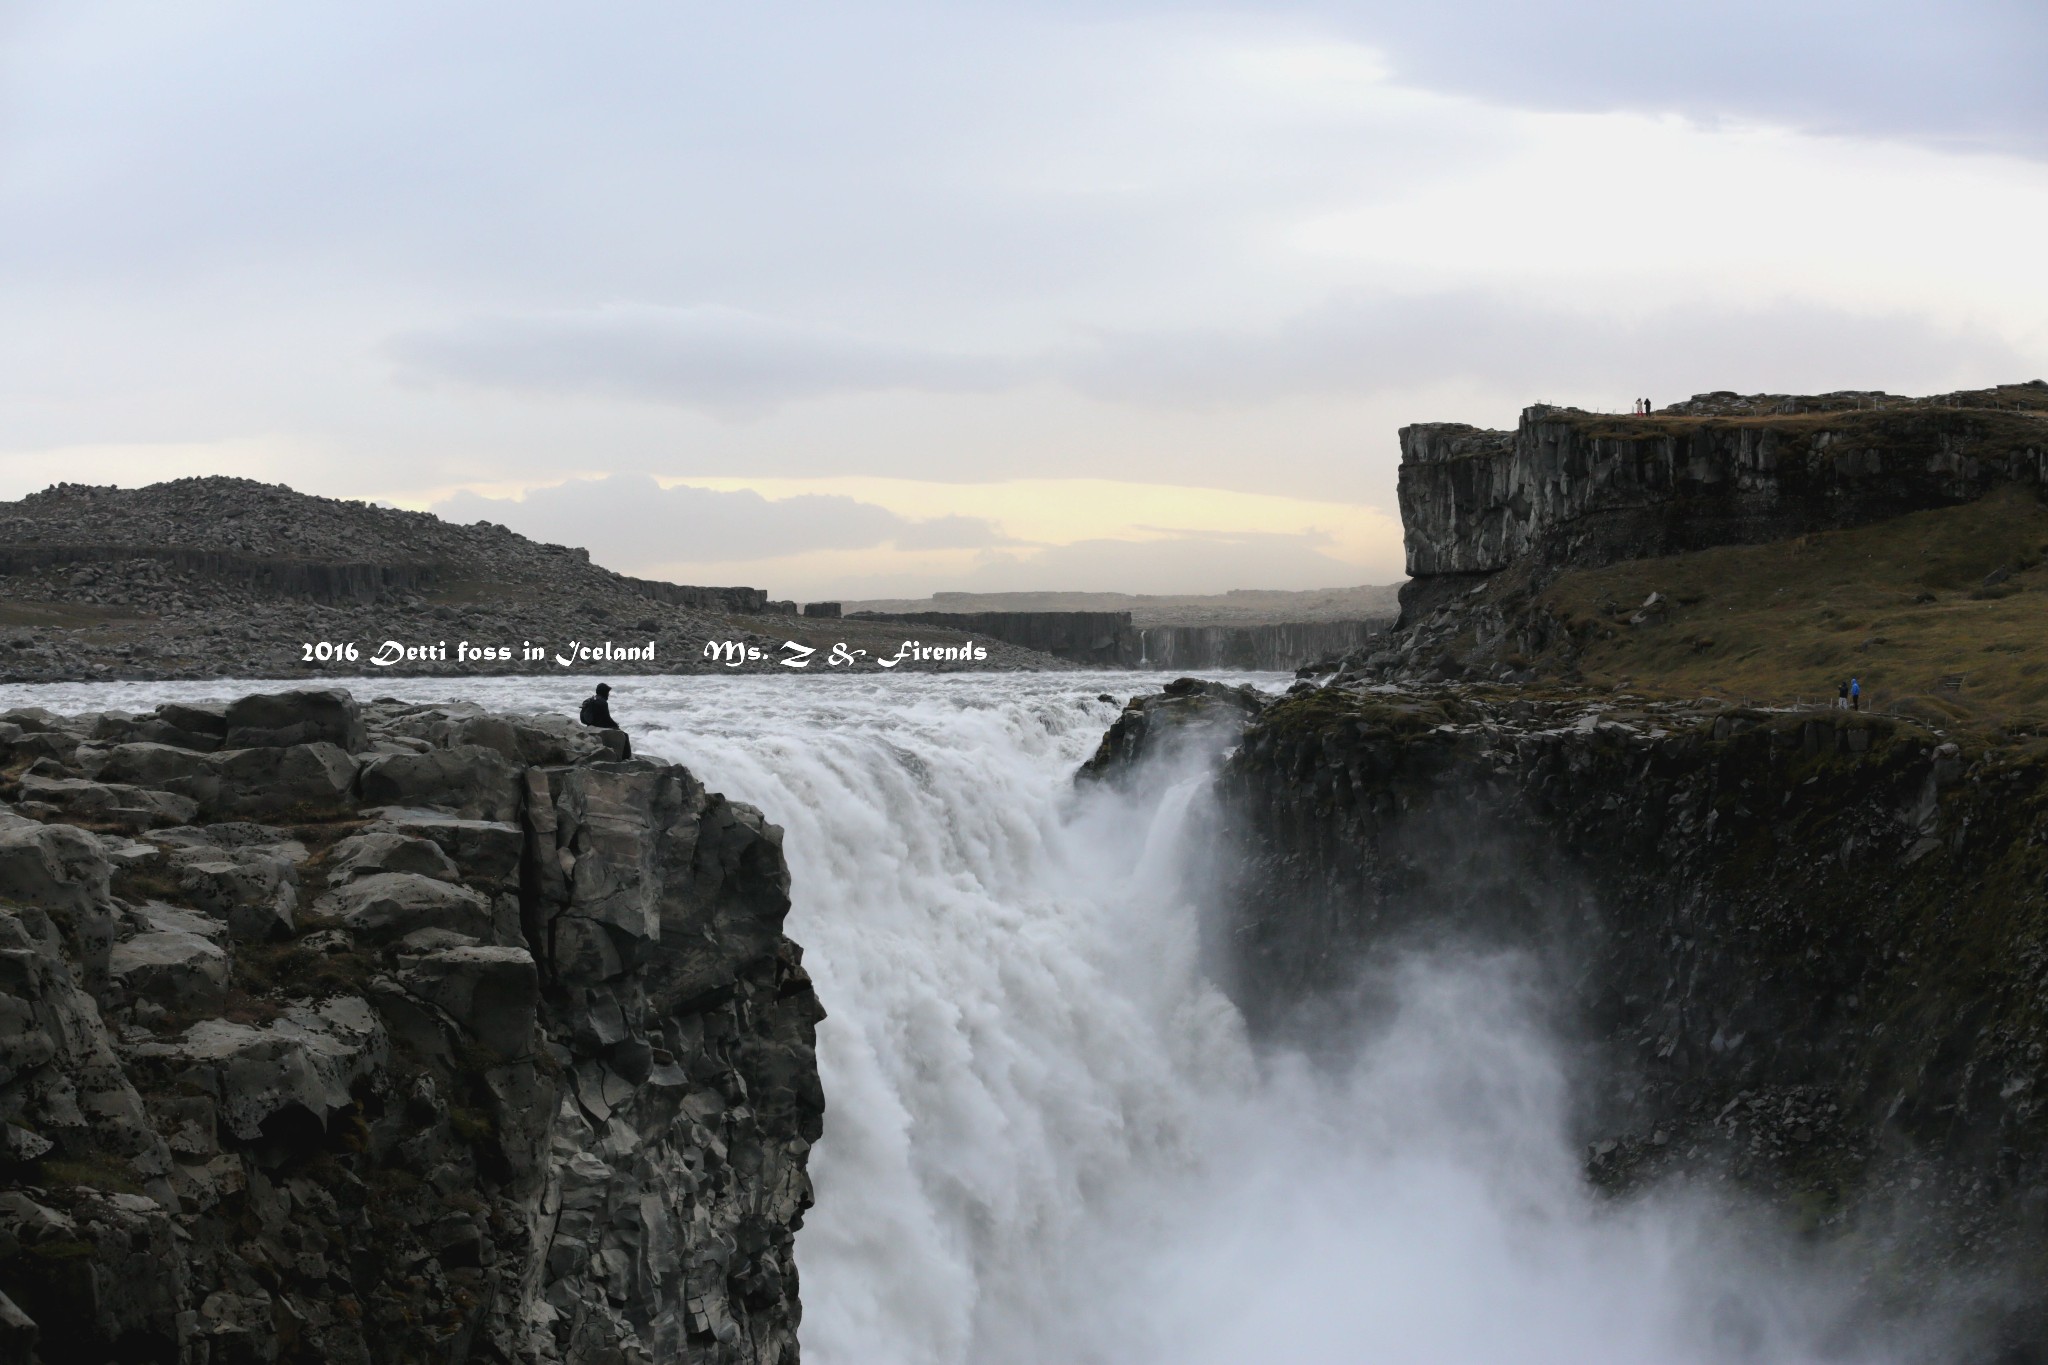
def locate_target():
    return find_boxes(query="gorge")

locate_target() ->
[5,669,2038,1363]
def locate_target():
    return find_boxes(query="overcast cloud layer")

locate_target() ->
[3,1,2043,596]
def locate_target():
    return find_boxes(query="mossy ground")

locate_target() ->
[1531,486,2048,726]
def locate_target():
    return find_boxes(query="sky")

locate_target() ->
[3,1,2044,599]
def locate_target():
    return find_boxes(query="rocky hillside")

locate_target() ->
[1351,385,2048,716]
[0,688,822,1364]
[0,479,1063,680]
[1365,485,2048,723]
[1090,674,2048,1355]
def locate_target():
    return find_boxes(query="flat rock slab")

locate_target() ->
[132,997,387,1141]
[319,871,493,944]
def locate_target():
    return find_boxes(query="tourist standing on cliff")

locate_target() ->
[1837,681,1850,710]
[580,682,633,758]
[1851,677,1862,711]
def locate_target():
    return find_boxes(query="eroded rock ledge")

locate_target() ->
[0,688,823,1365]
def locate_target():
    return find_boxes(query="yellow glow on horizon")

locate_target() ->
[656,474,1402,568]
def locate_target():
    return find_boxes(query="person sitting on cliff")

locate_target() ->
[579,682,632,758]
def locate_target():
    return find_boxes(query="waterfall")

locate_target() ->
[6,673,1918,1364]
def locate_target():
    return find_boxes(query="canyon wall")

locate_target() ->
[1204,682,2048,1347]
[1130,621,1385,671]
[0,689,820,1364]
[848,611,1132,666]
[1399,394,2048,580]
[852,611,1388,671]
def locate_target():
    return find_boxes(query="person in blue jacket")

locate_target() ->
[1850,677,1861,712]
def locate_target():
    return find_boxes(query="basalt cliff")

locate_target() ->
[0,688,822,1364]
[1368,382,2048,688]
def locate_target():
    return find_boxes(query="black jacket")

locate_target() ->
[580,695,617,728]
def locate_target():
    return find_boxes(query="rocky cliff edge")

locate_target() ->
[0,688,822,1365]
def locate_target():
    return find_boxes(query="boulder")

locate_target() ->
[204,742,358,819]
[14,776,196,829]
[372,705,601,766]
[357,745,524,822]
[222,688,366,752]
[0,708,73,736]
[493,716,610,769]
[0,824,115,981]
[319,872,493,944]
[109,931,228,1011]
[2,731,78,765]
[135,718,223,752]
[88,711,221,752]
[130,996,387,1141]
[124,901,227,941]
[156,700,228,738]
[14,776,122,820]
[398,946,539,1060]
[368,809,524,889]
[324,831,460,886]
[92,741,216,793]
[170,847,299,943]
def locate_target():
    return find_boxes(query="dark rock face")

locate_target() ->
[1129,621,1388,671]
[1399,392,2048,579]
[0,692,822,1364]
[1075,677,1269,785]
[848,611,1392,671]
[1207,682,2048,1348]
[850,611,1132,666]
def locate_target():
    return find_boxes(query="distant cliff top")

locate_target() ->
[1404,380,2048,459]
[841,584,1403,627]
[1651,379,2048,419]
[1397,381,2048,579]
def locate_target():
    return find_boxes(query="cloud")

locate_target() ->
[397,293,2031,424]
[432,475,1008,574]
[1315,0,2048,160]
[884,528,1369,597]
[391,305,1030,418]
[1069,293,2034,408]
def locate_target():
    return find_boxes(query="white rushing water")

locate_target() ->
[4,673,1909,1364]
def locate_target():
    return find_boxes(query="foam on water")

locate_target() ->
[4,673,1911,1364]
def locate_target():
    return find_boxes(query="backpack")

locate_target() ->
[579,697,600,726]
